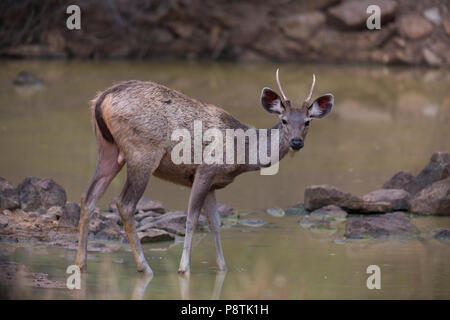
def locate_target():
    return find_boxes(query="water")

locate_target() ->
[0,60,449,299]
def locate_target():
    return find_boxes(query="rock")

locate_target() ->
[100,212,121,225]
[285,203,309,216]
[46,206,63,219]
[88,218,109,234]
[138,228,174,243]
[310,205,347,220]
[304,185,391,213]
[328,0,397,29]
[397,14,433,40]
[423,48,442,67]
[238,219,266,227]
[0,177,20,210]
[345,212,417,239]
[382,171,417,193]
[423,7,441,25]
[413,152,450,194]
[58,202,80,228]
[18,177,66,212]
[410,178,450,215]
[266,206,285,217]
[433,228,450,241]
[216,202,237,217]
[134,210,159,222]
[0,214,8,228]
[443,19,450,36]
[13,71,45,86]
[362,189,411,211]
[281,11,326,41]
[95,225,122,240]
[137,211,206,236]
[109,196,166,214]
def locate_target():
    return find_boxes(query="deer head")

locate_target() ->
[260,69,334,151]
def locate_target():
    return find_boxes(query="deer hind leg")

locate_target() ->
[116,151,164,275]
[76,139,124,271]
[203,191,227,271]
[178,169,213,274]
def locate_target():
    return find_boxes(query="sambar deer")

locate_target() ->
[75,69,334,275]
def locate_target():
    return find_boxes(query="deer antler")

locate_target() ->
[305,73,316,104]
[276,68,288,101]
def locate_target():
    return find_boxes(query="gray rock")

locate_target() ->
[109,196,166,214]
[424,7,441,25]
[135,210,159,222]
[310,205,347,220]
[285,203,310,215]
[362,189,411,211]
[95,225,122,240]
[0,214,8,228]
[397,14,433,40]
[138,228,174,243]
[58,202,80,228]
[281,11,326,41]
[0,177,20,210]
[304,185,391,213]
[410,177,450,215]
[328,0,396,29]
[100,212,121,225]
[345,212,417,239]
[382,171,417,194]
[413,152,450,195]
[238,219,266,227]
[46,206,63,219]
[88,218,109,234]
[433,229,450,241]
[266,206,285,217]
[137,211,206,236]
[18,177,66,212]
[217,202,237,217]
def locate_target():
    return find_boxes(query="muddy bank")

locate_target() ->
[0,0,449,67]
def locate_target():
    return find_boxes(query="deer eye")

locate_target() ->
[304,120,310,126]
[282,119,288,125]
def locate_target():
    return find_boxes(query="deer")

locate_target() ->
[75,69,334,275]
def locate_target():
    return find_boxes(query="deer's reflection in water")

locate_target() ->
[179,271,227,300]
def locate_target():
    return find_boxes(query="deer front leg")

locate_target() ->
[178,171,212,274]
[203,191,227,271]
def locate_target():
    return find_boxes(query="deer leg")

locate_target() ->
[178,170,212,274]
[203,191,227,271]
[117,153,163,275]
[76,140,123,271]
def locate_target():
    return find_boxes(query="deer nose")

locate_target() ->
[290,139,304,150]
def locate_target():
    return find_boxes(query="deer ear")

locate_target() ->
[308,94,333,119]
[261,88,285,115]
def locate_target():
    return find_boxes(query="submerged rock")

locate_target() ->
[13,71,45,86]
[266,206,285,217]
[304,185,391,213]
[138,228,174,243]
[310,205,347,220]
[18,177,66,212]
[285,203,309,216]
[410,177,450,215]
[362,189,411,211]
[137,211,206,236]
[433,228,450,241]
[238,219,266,227]
[345,212,417,239]
[216,202,237,217]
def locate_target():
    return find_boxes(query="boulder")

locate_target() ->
[0,214,8,228]
[328,0,397,29]
[18,177,66,212]
[410,178,450,215]
[138,228,174,243]
[382,171,417,194]
[58,202,80,228]
[137,211,206,236]
[413,152,450,195]
[304,185,391,213]
[281,11,326,41]
[397,14,433,40]
[362,189,411,211]
[109,196,166,214]
[345,212,417,239]
[0,177,20,210]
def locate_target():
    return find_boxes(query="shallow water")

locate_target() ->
[0,61,449,299]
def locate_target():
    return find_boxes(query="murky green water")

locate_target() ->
[0,61,449,299]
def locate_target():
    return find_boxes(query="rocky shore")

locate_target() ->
[1,0,449,67]
[0,152,449,251]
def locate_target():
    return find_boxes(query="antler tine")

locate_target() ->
[305,73,316,104]
[276,68,288,101]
